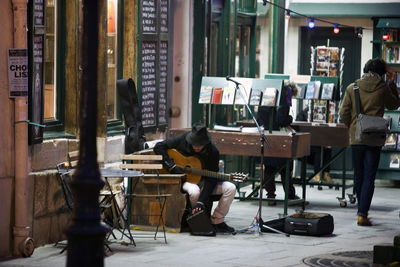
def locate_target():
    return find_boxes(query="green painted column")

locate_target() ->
[269,0,285,73]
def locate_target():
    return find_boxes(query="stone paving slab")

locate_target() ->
[1,183,399,267]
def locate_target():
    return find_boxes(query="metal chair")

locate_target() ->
[55,161,115,252]
[120,154,183,243]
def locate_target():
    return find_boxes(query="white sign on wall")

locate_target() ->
[8,48,28,98]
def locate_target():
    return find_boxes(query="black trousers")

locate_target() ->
[308,146,332,173]
[262,158,295,199]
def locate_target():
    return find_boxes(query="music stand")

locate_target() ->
[226,77,288,236]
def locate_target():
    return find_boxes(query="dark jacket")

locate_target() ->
[153,132,220,204]
[257,99,293,168]
[339,74,400,145]
[257,106,292,131]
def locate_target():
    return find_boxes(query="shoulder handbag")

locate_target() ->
[353,83,388,146]
[186,210,216,236]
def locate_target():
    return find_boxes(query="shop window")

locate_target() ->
[42,0,66,135]
[44,0,56,121]
[107,0,118,120]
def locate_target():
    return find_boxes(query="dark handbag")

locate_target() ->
[186,210,216,236]
[354,83,388,146]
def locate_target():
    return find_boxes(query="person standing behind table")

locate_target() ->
[339,58,400,226]
[257,81,299,206]
[296,108,333,183]
[153,124,236,233]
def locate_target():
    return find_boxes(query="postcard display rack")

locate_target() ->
[309,46,344,124]
[291,63,353,192]
[305,46,349,180]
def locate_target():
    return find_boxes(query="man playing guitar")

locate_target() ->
[154,124,236,233]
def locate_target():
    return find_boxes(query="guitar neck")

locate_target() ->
[188,168,231,182]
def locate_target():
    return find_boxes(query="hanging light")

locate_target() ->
[333,24,339,34]
[382,34,390,41]
[285,10,291,19]
[308,18,315,29]
[382,30,390,41]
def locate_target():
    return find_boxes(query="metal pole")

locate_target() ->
[66,1,107,266]
[269,0,285,73]
[12,0,34,257]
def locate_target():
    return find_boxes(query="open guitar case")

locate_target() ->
[116,78,148,154]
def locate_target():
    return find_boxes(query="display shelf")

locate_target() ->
[384,41,400,45]
[383,43,400,64]
[364,18,400,180]
[378,152,400,173]
[378,110,400,176]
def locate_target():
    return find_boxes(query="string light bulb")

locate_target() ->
[262,0,365,36]
[382,30,390,41]
[333,24,339,34]
[308,18,315,29]
[357,27,363,38]
[285,10,291,19]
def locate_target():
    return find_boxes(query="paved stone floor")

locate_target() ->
[1,181,399,267]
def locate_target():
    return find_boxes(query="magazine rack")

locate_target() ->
[308,76,339,123]
[199,76,284,131]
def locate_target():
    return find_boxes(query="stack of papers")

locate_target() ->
[213,125,263,133]
[213,125,242,132]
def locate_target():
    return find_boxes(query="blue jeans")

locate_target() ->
[351,145,382,217]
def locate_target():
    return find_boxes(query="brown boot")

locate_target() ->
[357,216,372,226]
[312,173,321,182]
[322,172,333,183]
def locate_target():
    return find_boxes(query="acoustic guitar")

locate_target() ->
[166,149,248,184]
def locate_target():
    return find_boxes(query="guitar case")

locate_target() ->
[116,78,147,154]
[186,210,216,236]
[284,212,334,236]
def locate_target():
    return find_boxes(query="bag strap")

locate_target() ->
[353,82,361,115]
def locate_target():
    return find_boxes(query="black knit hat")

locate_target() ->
[185,124,211,146]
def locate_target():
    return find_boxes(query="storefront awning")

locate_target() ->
[376,18,400,28]
[288,3,400,17]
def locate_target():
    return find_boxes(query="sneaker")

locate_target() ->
[322,172,333,183]
[357,216,372,226]
[213,222,235,233]
[312,173,321,182]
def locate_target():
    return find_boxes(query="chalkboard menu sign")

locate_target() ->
[28,0,46,144]
[141,41,157,126]
[34,0,45,25]
[160,0,168,33]
[139,0,170,128]
[141,0,157,33]
[158,41,168,124]
[32,35,44,139]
